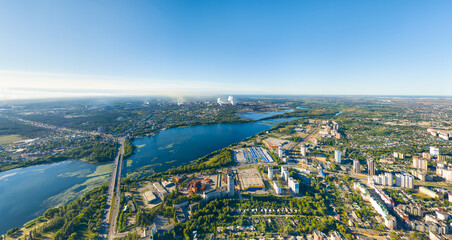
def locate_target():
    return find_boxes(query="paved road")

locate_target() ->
[287,123,319,161]
[0,114,128,239]
[290,123,319,151]
[99,138,125,240]
[108,138,126,240]
[0,114,109,137]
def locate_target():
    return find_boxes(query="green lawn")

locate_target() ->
[0,134,24,145]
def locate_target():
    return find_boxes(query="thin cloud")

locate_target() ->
[0,70,272,100]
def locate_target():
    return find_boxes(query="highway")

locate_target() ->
[109,137,127,240]
[0,114,128,239]
[99,137,125,240]
[0,114,109,137]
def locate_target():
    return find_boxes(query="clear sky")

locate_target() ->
[0,1,451,99]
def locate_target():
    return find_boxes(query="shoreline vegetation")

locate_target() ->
[260,108,340,121]
[0,110,259,173]
[0,138,120,173]
[0,108,281,173]
[3,118,355,240]
[3,119,281,238]
[0,105,313,237]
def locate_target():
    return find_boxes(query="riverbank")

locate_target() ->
[2,113,304,238]
[0,138,129,173]
[0,160,113,234]
[0,111,290,234]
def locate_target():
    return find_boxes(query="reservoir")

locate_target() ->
[0,161,111,234]
[126,122,271,177]
[0,119,276,234]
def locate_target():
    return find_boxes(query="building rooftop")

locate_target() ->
[238,168,265,190]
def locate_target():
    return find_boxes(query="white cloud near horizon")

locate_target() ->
[1,70,451,100]
[0,70,269,100]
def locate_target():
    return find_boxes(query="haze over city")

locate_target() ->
[1,0,451,100]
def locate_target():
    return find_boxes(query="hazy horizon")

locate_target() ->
[1,1,451,99]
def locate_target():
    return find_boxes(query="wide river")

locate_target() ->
[0,112,288,234]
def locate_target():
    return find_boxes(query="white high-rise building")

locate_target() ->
[412,157,428,170]
[335,150,341,164]
[353,160,361,174]
[227,173,235,196]
[385,172,393,186]
[442,169,452,183]
[395,173,413,189]
[300,144,306,157]
[278,143,283,158]
[281,166,289,181]
[369,172,393,186]
[422,152,432,159]
[436,163,452,183]
[281,166,286,177]
[395,174,401,186]
[268,167,274,180]
[430,146,440,157]
[273,181,282,195]
[367,159,375,176]
[288,177,299,194]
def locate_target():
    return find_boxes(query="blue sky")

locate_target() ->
[0,1,451,99]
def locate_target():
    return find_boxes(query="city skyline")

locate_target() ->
[1,1,451,99]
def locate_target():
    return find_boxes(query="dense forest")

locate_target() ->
[0,138,119,172]
[0,118,52,138]
[123,139,135,159]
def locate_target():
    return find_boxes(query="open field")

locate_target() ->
[0,134,24,145]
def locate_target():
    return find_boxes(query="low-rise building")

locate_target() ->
[420,186,439,198]
[313,230,328,240]
[372,185,394,207]
[153,182,168,197]
[143,191,158,204]
[202,188,228,202]
[353,182,397,229]
[330,231,345,240]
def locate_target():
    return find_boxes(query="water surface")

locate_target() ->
[237,111,284,120]
[126,122,271,176]
[0,161,111,234]
[0,117,299,233]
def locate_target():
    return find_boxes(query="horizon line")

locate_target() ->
[2,93,452,104]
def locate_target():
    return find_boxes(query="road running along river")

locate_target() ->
[0,111,292,234]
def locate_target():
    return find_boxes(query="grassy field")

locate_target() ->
[0,134,24,145]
